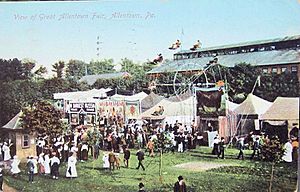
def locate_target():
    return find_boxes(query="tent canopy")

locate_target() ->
[110,92,148,102]
[261,97,299,120]
[234,93,272,116]
[226,100,239,111]
[53,88,112,101]
[139,96,194,119]
[141,92,164,112]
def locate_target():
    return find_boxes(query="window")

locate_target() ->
[262,68,268,73]
[272,67,278,73]
[22,134,30,148]
[281,67,287,73]
[291,66,298,74]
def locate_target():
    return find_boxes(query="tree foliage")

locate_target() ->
[0,58,34,81]
[65,59,86,80]
[52,61,65,78]
[88,59,115,75]
[260,137,284,162]
[0,80,41,126]
[20,100,64,137]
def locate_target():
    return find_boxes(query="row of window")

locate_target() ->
[174,46,299,61]
[262,66,298,74]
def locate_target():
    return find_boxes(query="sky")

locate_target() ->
[0,0,300,74]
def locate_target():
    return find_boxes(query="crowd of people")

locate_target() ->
[0,119,298,192]
[0,118,202,191]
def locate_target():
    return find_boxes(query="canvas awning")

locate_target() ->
[139,96,194,119]
[234,93,272,116]
[141,92,164,112]
[53,88,112,101]
[261,97,299,120]
[111,92,148,102]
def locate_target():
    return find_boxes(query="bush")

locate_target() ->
[260,137,284,162]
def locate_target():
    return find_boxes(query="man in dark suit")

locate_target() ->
[174,175,187,192]
[136,149,145,171]
[123,146,130,168]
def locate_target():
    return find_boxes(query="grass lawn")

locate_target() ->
[4,147,298,192]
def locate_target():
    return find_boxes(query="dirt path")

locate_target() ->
[174,161,233,171]
[3,182,17,192]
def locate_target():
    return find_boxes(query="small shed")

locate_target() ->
[1,112,36,162]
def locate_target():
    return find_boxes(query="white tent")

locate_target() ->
[139,96,195,125]
[111,92,148,102]
[261,97,299,121]
[53,88,112,101]
[234,93,272,118]
[226,100,239,111]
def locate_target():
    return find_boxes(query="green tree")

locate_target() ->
[0,80,41,126]
[52,61,65,78]
[88,59,115,75]
[33,65,47,79]
[20,100,64,138]
[0,58,34,81]
[255,72,299,101]
[40,78,69,99]
[260,137,285,192]
[65,59,86,80]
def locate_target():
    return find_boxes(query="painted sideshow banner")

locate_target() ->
[125,101,140,119]
[195,86,226,117]
[98,100,125,124]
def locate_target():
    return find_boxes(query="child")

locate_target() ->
[102,153,109,169]
[10,155,21,177]
[27,156,35,183]
[50,154,60,179]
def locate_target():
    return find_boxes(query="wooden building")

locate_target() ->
[0,112,36,162]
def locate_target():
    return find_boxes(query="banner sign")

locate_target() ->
[125,101,140,119]
[69,102,96,113]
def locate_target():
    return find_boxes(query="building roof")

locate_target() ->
[234,93,272,116]
[53,88,112,101]
[148,49,300,74]
[261,97,299,120]
[177,35,300,54]
[2,112,22,130]
[79,72,131,85]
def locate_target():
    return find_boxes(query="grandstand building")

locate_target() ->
[147,35,300,80]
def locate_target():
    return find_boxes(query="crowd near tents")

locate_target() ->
[52,88,299,141]
[1,87,299,161]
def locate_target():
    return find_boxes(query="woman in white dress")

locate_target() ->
[282,140,293,163]
[32,157,38,174]
[10,155,21,177]
[44,154,51,175]
[2,142,11,161]
[66,153,77,178]
[38,153,45,174]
